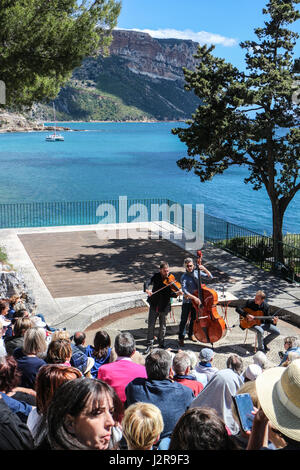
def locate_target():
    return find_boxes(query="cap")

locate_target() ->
[199,348,214,362]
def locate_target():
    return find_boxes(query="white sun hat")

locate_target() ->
[255,359,300,442]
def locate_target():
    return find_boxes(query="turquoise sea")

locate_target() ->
[0,121,299,235]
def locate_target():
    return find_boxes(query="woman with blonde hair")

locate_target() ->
[122,402,164,450]
[13,327,47,389]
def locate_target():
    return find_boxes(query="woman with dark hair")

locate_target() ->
[169,407,239,450]
[85,330,115,378]
[27,364,82,447]
[45,339,72,366]
[0,355,35,422]
[46,377,123,450]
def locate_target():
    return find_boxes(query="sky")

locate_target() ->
[116,0,300,70]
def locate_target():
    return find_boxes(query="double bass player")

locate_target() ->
[178,252,213,347]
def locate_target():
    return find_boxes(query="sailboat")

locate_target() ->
[45,103,64,141]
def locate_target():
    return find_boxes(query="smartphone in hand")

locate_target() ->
[233,393,255,432]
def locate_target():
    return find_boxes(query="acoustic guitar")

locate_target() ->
[239,307,289,329]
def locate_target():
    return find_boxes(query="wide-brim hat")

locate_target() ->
[84,356,95,375]
[256,359,300,441]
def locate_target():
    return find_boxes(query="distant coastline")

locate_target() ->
[0,118,186,134]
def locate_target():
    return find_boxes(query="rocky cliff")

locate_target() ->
[109,29,198,81]
[31,29,201,122]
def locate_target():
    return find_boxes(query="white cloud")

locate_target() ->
[116,27,237,47]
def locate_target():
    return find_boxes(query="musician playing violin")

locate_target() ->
[178,255,213,347]
[235,290,280,352]
[144,261,182,353]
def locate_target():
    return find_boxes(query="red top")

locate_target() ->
[174,377,204,397]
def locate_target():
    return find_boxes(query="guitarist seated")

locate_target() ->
[235,290,280,352]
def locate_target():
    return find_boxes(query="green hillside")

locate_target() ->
[39,55,200,121]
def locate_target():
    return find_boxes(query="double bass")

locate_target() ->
[192,250,227,346]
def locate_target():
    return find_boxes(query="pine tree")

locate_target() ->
[173,0,300,264]
[0,0,121,108]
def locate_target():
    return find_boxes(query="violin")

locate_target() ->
[192,250,227,346]
[146,273,182,305]
[163,274,182,294]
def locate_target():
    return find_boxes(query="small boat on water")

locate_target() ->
[45,103,64,142]
[45,133,64,142]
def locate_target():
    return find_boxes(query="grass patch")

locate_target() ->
[0,246,8,264]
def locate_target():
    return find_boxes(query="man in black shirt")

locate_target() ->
[236,290,280,352]
[144,261,181,353]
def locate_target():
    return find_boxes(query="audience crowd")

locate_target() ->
[0,294,300,452]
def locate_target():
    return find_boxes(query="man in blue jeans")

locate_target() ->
[236,290,280,352]
[178,256,213,347]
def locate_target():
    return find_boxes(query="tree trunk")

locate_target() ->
[271,198,285,267]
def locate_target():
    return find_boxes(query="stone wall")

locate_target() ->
[0,269,37,314]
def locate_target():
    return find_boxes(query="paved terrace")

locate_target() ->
[0,222,300,341]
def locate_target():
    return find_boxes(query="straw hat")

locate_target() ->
[256,359,300,441]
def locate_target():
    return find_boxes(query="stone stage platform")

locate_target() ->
[0,222,299,334]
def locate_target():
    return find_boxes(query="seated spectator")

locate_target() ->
[172,351,204,395]
[0,398,34,450]
[46,377,123,450]
[3,295,21,338]
[282,350,300,367]
[0,300,9,323]
[227,354,244,376]
[0,320,6,357]
[98,332,147,403]
[247,359,300,450]
[230,381,286,450]
[7,295,21,319]
[169,407,239,450]
[72,331,87,353]
[4,317,32,356]
[0,300,11,338]
[122,402,164,450]
[27,364,82,448]
[252,350,270,370]
[194,347,219,387]
[46,339,72,366]
[278,336,300,366]
[243,364,263,382]
[30,315,55,341]
[70,331,90,375]
[125,348,194,446]
[190,354,244,435]
[13,328,47,389]
[0,355,34,423]
[86,330,116,378]
[50,329,70,341]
